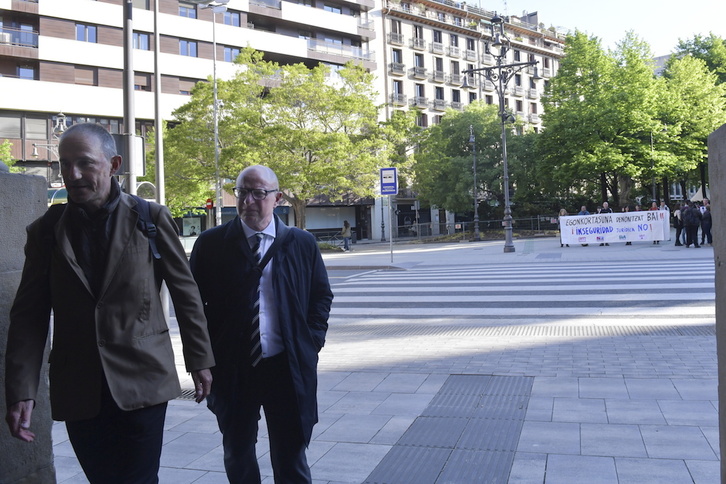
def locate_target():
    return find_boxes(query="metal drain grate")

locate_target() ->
[364,375,533,484]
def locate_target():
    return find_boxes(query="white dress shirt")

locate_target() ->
[241,219,284,358]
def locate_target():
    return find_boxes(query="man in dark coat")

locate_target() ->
[684,201,702,248]
[190,165,333,483]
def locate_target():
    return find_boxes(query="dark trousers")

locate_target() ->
[686,225,700,247]
[212,353,311,484]
[675,226,684,244]
[66,380,167,484]
[702,226,713,244]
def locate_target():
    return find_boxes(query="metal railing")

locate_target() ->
[387,216,557,243]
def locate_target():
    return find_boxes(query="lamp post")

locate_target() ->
[463,13,540,253]
[192,0,229,226]
[469,125,480,241]
[32,112,67,188]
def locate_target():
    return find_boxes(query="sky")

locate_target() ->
[489,0,726,57]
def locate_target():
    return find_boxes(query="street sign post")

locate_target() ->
[380,167,398,195]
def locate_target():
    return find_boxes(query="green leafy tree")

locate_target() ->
[675,33,726,85]
[414,102,505,214]
[539,31,663,208]
[0,140,21,173]
[165,48,391,227]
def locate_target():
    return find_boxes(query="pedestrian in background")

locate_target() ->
[673,204,685,246]
[190,165,333,483]
[684,201,702,248]
[701,205,713,246]
[558,208,569,247]
[5,123,214,483]
[599,201,612,246]
[341,220,352,251]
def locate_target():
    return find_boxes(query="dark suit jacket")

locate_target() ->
[5,193,215,421]
[189,215,333,444]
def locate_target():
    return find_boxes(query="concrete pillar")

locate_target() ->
[709,124,726,482]
[0,171,56,483]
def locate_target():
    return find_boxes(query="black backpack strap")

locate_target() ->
[131,195,161,260]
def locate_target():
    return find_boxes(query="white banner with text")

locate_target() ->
[559,211,670,245]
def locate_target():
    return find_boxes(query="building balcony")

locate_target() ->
[0,27,38,48]
[527,88,538,99]
[483,80,495,91]
[451,101,464,110]
[481,53,494,65]
[447,45,460,58]
[388,32,404,46]
[447,73,462,85]
[462,75,476,88]
[513,86,524,97]
[307,39,374,62]
[250,0,282,9]
[464,49,477,62]
[389,62,406,75]
[542,67,552,78]
[529,113,541,123]
[410,96,428,108]
[430,42,444,55]
[430,70,445,83]
[390,93,407,106]
[411,37,426,50]
[409,66,428,79]
[432,99,448,111]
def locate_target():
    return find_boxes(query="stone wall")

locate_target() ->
[0,171,56,483]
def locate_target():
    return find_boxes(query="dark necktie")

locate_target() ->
[250,233,263,366]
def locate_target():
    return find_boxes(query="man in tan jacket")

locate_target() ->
[4,123,214,483]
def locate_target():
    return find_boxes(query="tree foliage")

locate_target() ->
[164,48,394,226]
[675,33,726,85]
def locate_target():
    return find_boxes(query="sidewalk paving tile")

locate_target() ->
[544,454,618,484]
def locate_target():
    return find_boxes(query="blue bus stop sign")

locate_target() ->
[380,167,398,195]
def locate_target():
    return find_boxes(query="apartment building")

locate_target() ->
[371,2,565,236]
[0,0,564,239]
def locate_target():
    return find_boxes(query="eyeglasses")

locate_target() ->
[233,187,279,200]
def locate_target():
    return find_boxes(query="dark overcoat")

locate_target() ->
[189,215,332,444]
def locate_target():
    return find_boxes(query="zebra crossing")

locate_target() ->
[329,259,715,331]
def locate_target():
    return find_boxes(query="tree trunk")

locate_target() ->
[600,172,608,204]
[617,173,632,209]
[290,198,307,229]
[662,176,670,206]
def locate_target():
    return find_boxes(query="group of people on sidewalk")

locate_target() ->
[558,198,712,248]
[5,123,332,483]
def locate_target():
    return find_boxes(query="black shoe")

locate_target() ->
[561,243,564,247]
[599,243,604,246]
[566,244,569,247]
[582,244,589,246]
[694,245,701,248]
[625,242,632,245]
[605,243,610,246]
[675,243,682,246]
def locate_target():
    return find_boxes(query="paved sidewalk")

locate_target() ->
[52,235,719,483]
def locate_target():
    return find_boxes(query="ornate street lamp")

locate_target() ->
[190,0,229,226]
[462,13,541,253]
[469,125,480,241]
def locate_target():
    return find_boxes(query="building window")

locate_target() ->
[75,66,98,86]
[179,78,197,95]
[434,57,443,71]
[393,80,403,95]
[450,34,458,46]
[0,114,21,138]
[466,38,475,50]
[133,32,150,50]
[451,60,459,74]
[414,25,424,39]
[132,0,150,9]
[529,78,537,89]
[435,86,444,100]
[179,2,197,18]
[513,50,520,61]
[135,73,151,91]
[452,89,460,103]
[179,40,198,57]
[514,74,522,86]
[391,19,401,34]
[469,92,476,103]
[516,100,523,112]
[224,46,240,62]
[415,83,425,97]
[324,4,342,14]
[76,24,97,43]
[529,53,536,63]
[485,95,493,104]
[392,48,402,63]
[433,30,442,43]
[530,103,538,114]
[18,65,37,80]
[224,10,241,27]
[543,57,551,68]
[414,52,424,67]
[299,30,312,39]
[417,113,428,128]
